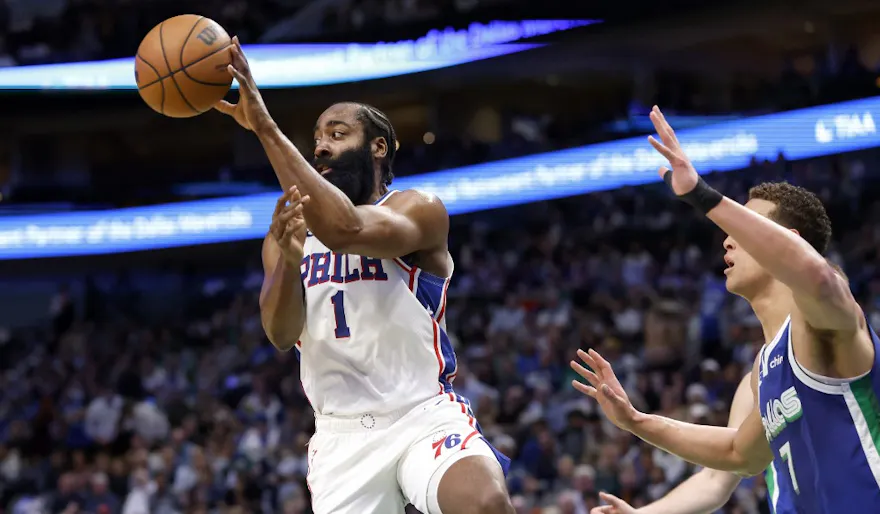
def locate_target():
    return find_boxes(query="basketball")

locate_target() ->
[135,15,232,118]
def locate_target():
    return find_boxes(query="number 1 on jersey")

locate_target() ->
[330,290,351,339]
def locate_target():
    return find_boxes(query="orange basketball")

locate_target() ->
[135,15,233,118]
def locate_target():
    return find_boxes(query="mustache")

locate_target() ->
[313,149,365,172]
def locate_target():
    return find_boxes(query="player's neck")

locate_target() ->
[749,281,794,344]
[367,185,389,204]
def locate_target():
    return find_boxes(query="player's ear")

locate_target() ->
[371,137,388,160]
[789,228,801,238]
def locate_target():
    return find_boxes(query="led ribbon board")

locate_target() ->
[0,95,877,259]
[0,20,598,90]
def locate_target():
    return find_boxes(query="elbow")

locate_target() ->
[264,327,298,352]
[729,451,767,477]
[803,260,845,302]
[260,312,302,352]
[736,461,767,478]
[319,223,367,253]
[320,226,360,252]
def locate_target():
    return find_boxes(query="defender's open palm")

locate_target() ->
[591,492,638,514]
[214,36,273,132]
[270,187,310,265]
[647,106,699,196]
[571,349,640,431]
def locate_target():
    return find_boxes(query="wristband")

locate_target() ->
[663,170,723,214]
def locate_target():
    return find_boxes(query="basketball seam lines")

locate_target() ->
[137,41,231,91]
[159,21,200,114]
[136,54,164,114]
[178,17,232,88]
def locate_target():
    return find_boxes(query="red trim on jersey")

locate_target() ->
[433,322,444,394]
[392,258,418,292]
[435,278,450,322]
[461,430,480,449]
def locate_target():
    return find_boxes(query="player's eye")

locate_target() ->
[332,131,344,139]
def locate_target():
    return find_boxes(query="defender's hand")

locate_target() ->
[571,349,641,431]
[269,187,311,265]
[591,492,639,514]
[647,105,699,195]
[214,36,274,132]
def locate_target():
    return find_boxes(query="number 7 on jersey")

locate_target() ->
[330,290,351,339]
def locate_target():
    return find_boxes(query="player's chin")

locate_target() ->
[724,274,753,298]
[724,273,740,294]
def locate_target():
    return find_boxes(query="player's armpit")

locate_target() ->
[319,189,449,260]
[260,235,306,351]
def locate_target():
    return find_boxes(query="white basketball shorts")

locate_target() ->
[306,393,510,514]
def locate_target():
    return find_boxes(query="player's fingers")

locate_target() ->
[572,380,597,398]
[227,64,247,85]
[649,108,676,146]
[300,194,311,205]
[232,36,250,70]
[652,105,680,145]
[278,204,304,223]
[272,195,288,218]
[658,166,671,180]
[601,384,627,406]
[647,135,676,163]
[599,492,627,507]
[570,360,600,387]
[588,349,613,373]
[576,348,600,376]
[213,100,236,116]
[279,223,295,246]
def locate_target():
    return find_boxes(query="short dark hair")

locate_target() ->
[748,182,832,253]
[354,103,397,187]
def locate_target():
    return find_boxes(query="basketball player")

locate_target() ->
[572,106,880,513]
[214,37,513,514]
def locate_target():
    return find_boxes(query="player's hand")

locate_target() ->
[647,105,699,195]
[269,186,311,265]
[571,349,641,431]
[591,492,638,514]
[214,36,274,133]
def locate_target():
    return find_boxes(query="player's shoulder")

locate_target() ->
[382,189,448,217]
[386,189,444,206]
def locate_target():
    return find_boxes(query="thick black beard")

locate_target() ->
[314,145,375,206]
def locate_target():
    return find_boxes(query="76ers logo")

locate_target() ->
[431,430,480,459]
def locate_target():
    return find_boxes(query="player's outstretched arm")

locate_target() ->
[213,39,446,258]
[592,374,755,514]
[646,106,859,332]
[260,189,309,351]
[572,349,771,476]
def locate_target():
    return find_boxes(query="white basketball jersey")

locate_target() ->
[294,190,458,416]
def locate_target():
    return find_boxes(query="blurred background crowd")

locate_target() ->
[2,0,880,513]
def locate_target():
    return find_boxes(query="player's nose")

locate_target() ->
[723,236,735,251]
[314,142,332,160]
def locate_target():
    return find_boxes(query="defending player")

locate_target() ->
[590,373,755,514]
[215,37,513,514]
[572,106,880,513]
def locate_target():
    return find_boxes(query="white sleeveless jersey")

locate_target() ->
[293,190,458,416]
